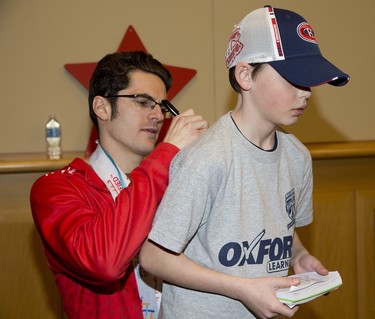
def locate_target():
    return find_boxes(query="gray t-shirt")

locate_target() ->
[149,113,313,318]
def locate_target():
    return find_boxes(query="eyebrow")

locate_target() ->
[126,93,162,104]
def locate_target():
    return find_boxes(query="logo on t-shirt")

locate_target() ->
[218,229,292,273]
[217,188,297,273]
[285,189,296,229]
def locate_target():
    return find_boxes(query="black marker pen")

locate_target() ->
[162,99,180,116]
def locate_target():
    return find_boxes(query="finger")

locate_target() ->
[170,116,207,132]
[176,108,195,116]
[277,277,301,289]
[188,119,209,130]
[276,303,300,317]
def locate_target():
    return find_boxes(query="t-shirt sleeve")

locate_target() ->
[295,153,313,227]
[148,155,212,253]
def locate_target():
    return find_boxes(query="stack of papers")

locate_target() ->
[276,271,342,308]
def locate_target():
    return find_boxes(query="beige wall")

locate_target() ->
[1,0,373,154]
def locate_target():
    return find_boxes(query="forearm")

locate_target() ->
[290,231,309,266]
[291,230,328,275]
[139,240,245,300]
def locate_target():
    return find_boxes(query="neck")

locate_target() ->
[230,110,276,151]
[98,141,144,174]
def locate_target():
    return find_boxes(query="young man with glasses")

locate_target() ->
[30,51,208,319]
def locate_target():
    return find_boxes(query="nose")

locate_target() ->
[304,89,312,99]
[298,86,312,101]
[148,104,165,122]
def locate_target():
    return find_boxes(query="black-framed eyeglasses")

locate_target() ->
[104,93,168,113]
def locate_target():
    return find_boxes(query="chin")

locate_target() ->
[142,144,157,155]
[284,117,300,126]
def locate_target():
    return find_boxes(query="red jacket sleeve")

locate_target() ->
[30,142,179,285]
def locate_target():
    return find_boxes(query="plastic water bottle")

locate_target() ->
[46,116,62,160]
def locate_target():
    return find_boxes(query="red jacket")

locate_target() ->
[30,142,179,318]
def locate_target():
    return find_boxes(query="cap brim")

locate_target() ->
[269,55,349,87]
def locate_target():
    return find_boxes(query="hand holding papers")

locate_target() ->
[276,271,342,308]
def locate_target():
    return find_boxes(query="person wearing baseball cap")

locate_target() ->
[140,6,349,319]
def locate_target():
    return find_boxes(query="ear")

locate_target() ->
[235,62,253,91]
[93,96,111,121]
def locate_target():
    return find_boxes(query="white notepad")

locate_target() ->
[276,271,342,308]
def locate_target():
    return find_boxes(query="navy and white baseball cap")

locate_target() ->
[225,6,349,87]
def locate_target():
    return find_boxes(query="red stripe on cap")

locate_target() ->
[271,17,284,58]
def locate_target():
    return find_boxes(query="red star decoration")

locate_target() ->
[64,26,197,156]
[64,25,197,100]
